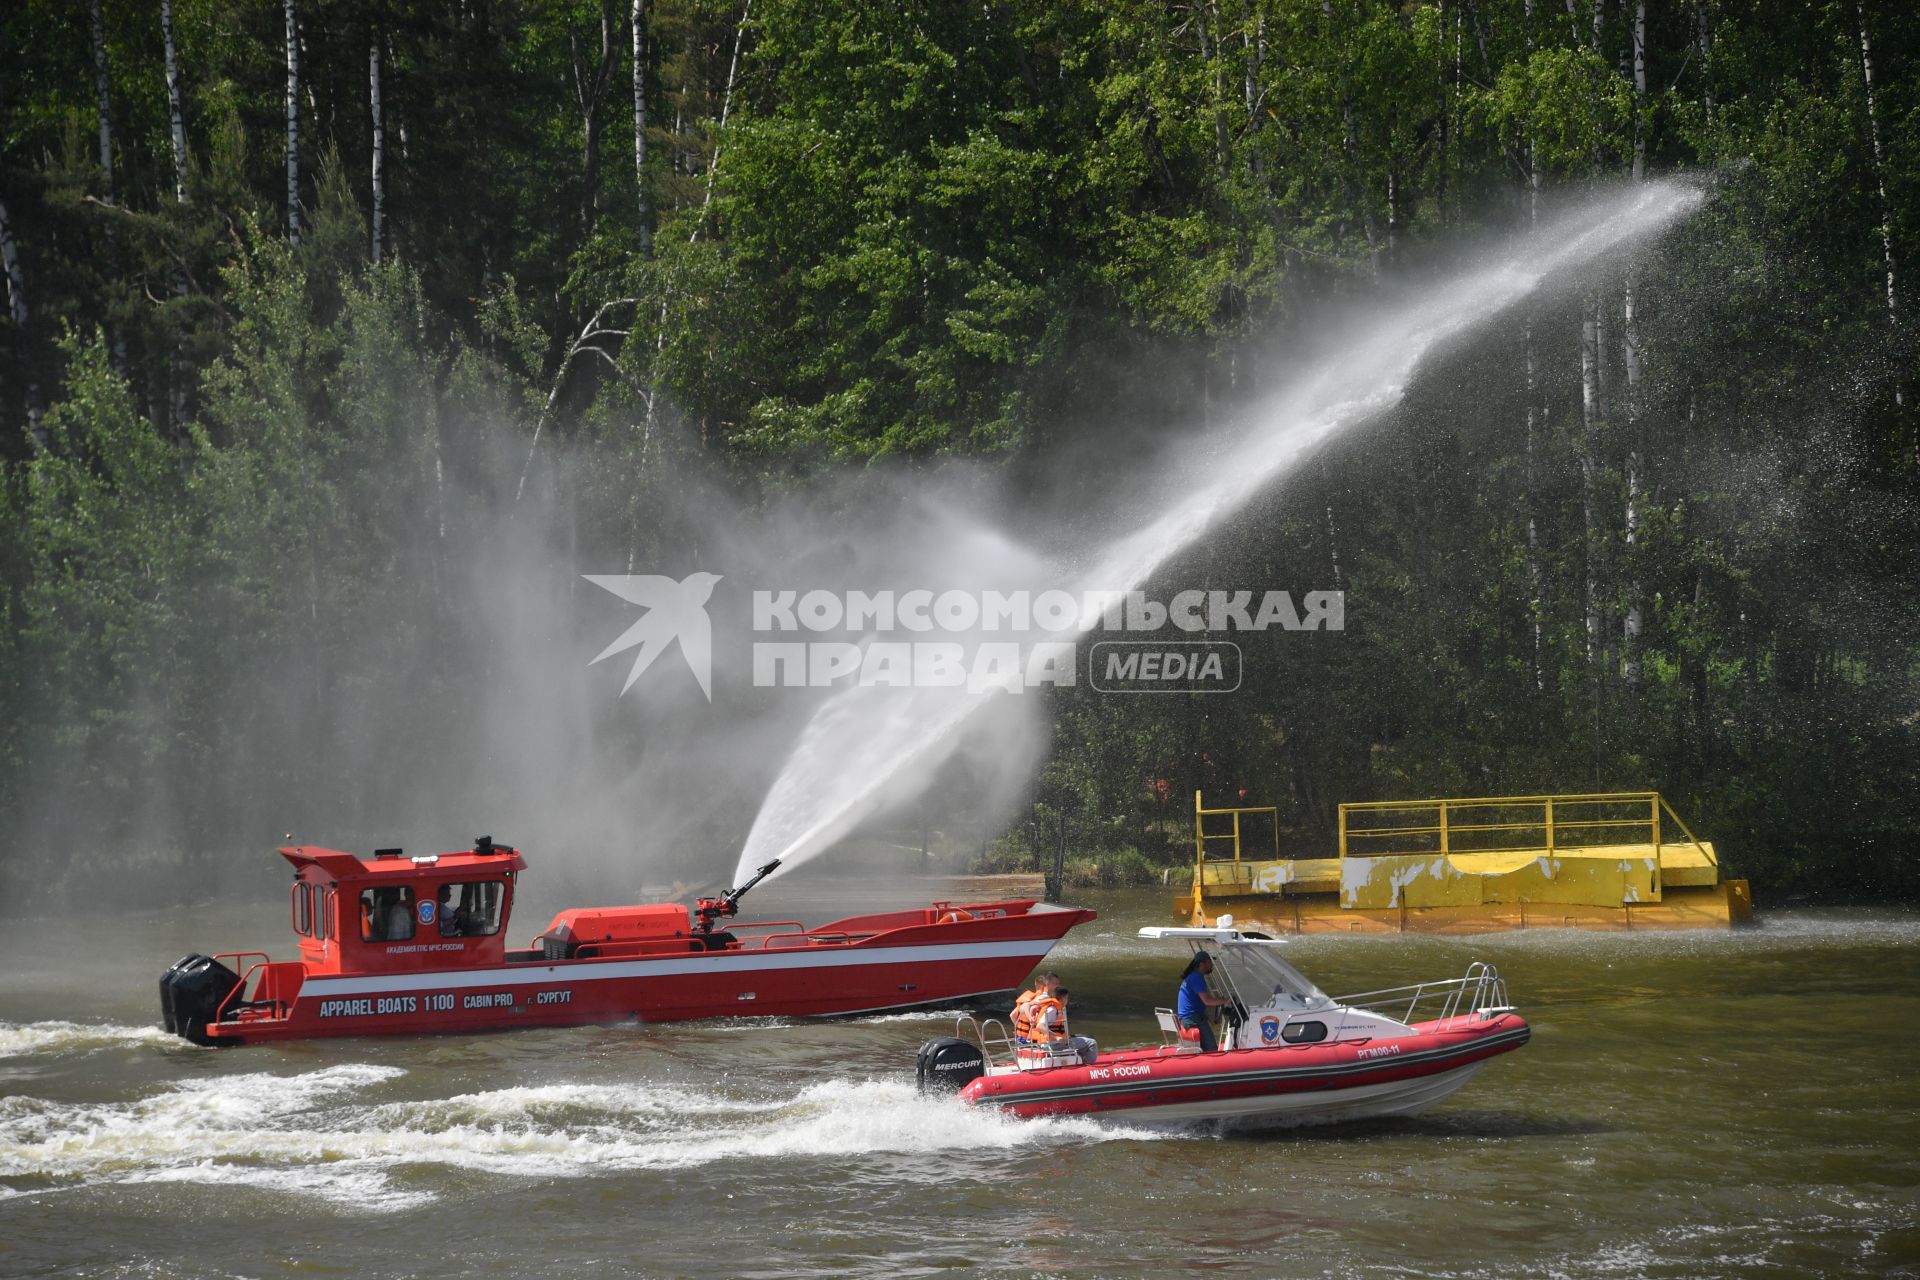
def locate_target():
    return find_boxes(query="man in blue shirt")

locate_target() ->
[1177,952,1232,1051]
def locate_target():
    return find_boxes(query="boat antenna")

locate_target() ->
[693,858,782,934]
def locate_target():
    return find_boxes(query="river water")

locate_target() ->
[1,884,1915,1278]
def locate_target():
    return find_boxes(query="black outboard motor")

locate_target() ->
[916,1036,986,1093]
[158,953,243,1047]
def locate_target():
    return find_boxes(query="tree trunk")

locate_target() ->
[1322,0,1374,269]
[3,198,29,336]
[1580,294,1603,668]
[1386,143,1398,259]
[1525,324,1546,691]
[1622,277,1644,684]
[0,192,44,449]
[1621,0,1648,684]
[574,0,618,236]
[703,0,751,217]
[370,29,385,264]
[1694,1,1715,128]
[1435,0,1449,218]
[1194,2,1230,185]
[1629,3,1647,180]
[88,0,114,205]
[284,0,300,246]
[1854,1,1904,425]
[1451,3,1462,220]
[1523,0,1537,224]
[640,0,751,443]
[1520,0,1545,692]
[88,0,127,369]
[161,0,189,201]
[1319,456,1345,592]
[1243,14,1265,179]
[159,0,192,431]
[632,0,651,257]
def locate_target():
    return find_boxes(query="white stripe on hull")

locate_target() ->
[300,938,1060,999]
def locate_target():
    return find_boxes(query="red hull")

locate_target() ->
[958,1013,1530,1121]
[203,901,1093,1045]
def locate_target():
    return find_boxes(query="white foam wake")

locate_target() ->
[0,1020,180,1058]
[0,1067,1157,1211]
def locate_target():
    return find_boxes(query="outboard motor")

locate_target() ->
[157,953,242,1046]
[915,1036,985,1093]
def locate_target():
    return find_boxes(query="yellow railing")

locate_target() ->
[1193,790,1279,869]
[1337,791,1715,868]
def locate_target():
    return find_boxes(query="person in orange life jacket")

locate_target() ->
[1010,971,1059,1043]
[1176,952,1233,1052]
[1030,983,1099,1065]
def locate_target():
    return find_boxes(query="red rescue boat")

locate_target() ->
[158,838,1096,1046]
[916,925,1528,1128]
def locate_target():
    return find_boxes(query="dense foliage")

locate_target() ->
[0,0,1914,901]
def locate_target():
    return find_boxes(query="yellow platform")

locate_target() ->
[1179,791,1753,933]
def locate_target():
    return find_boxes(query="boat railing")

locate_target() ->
[1337,791,1716,869]
[956,1014,1020,1070]
[734,928,858,949]
[562,927,873,959]
[1334,962,1510,1030]
[727,921,809,938]
[211,952,276,1022]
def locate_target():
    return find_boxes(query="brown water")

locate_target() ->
[2,884,1916,1278]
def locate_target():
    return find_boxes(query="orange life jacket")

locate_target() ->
[1027,995,1067,1045]
[1010,987,1042,1040]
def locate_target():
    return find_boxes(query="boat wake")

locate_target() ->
[0,1021,182,1058]
[0,1066,1162,1211]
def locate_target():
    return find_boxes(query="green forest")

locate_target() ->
[0,0,1914,905]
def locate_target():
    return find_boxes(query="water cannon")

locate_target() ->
[693,858,783,934]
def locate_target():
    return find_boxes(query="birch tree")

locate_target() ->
[573,0,619,235]
[285,0,301,246]
[1621,0,1646,685]
[1853,1,1904,428]
[161,0,189,202]
[0,189,43,448]
[1522,0,1546,690]
[371,23,386,264]
[86,0,126,369]
[633,0,651,257]
[1694,0,1715,127]
[88,0,114,208]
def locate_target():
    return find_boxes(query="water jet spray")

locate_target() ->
[735,181,1708,887]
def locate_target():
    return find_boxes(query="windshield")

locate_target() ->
[1212,943,1329,1006]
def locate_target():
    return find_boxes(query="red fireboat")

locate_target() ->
[158,838,1096,1046]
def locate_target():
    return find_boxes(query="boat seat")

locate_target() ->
[1155,1007,1202,1051]
[1015,1045,1080,1071]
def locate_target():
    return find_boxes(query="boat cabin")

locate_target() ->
[281,837,526,974]
[1139,924,1511,1050]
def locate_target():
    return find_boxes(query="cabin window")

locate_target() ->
[292,883,312,936]
[360,886,416,941]
[431,881,504,937]
[319,888,335,940]
[1281,1020,1328,1044]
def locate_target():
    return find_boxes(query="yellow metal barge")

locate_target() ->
[1176,791,1753,934]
